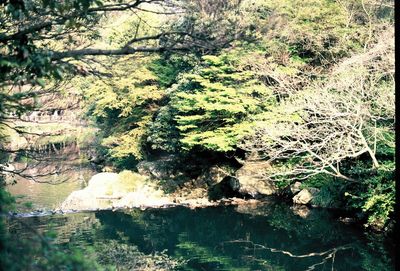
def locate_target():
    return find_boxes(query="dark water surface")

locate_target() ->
[8,203,394,271]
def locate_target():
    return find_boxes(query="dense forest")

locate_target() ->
[0,0,395,270]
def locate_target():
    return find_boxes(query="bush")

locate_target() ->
[345,161,395,230]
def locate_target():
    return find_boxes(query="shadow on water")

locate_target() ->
[7,202,395,271]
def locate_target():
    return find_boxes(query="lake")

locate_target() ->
[4,146,395,270]
[6,202,394,270]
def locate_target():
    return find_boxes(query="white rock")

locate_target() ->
[61,173,122,210]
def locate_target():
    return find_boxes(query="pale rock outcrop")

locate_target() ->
[60,172,173,211]
[112,186,171,209]
[60,172,120,210]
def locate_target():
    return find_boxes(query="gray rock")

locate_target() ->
[235,161,277,197]
[228,177,240,191]
[290,182,302,194]
[136,156,176,179]
[195,166,231,186]
[293,188,320,205]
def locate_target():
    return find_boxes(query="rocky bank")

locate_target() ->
[60,157,321,212]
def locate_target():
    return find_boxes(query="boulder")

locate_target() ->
[60,171,171,211]
[278,182,302,199]
[235,161,277,197]
[208,176,242,201]
[290,182,302,194]
[136,156,177,179]
[195,166,232,186]
[60,189,112,210]
[60,173,120,210]
[293,188,320,205]
[85,172,119,193]
[228,177,240,191]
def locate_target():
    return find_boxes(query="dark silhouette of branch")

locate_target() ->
[50,46,190,60]
[0,0,162,43]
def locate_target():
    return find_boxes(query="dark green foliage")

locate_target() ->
[148,51,275,153]
[148,54,198,88]
[344,161,395,230]
[147,105,181,153]
[111,154,139,171]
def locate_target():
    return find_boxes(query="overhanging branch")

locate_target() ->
[0,0,172,43]
[50,46,190,60]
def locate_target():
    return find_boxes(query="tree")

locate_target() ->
[239,28,394,182]
[0,0,252,144]
[80,55,164,163]
[0,0,248,86]
[0,0,252,166]
[147,50,276,153]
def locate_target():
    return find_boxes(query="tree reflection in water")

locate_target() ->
[8,202,394,271]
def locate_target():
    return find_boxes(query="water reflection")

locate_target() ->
[4,143,96,212]
[8,203,394,271]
